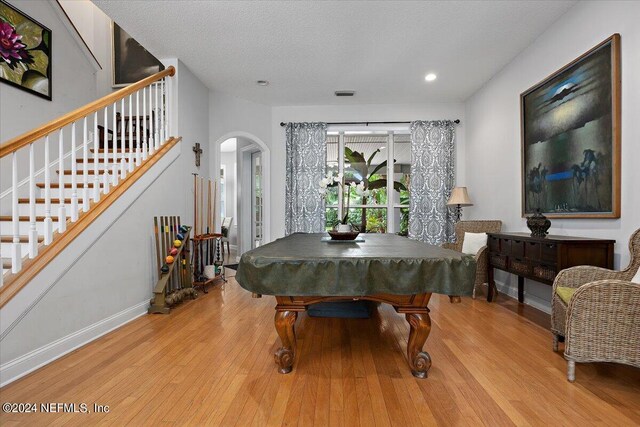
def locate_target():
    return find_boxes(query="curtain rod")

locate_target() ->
[279,119,460,127]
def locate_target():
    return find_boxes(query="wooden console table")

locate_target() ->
[486,232,614,303]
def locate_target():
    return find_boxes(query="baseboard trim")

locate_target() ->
[494,280,551,314]
[0,301,148,388]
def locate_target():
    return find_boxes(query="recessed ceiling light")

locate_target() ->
[424,73,437,82]
[256,80,269,86]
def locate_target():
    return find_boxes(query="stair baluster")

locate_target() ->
[43,135,53,245]
[120,99,126,179]
[160,79,165,143]
[154,83,160,151]
[82,117,89,212]
[128,94,134,172]
[94,112,102,201]
[57,129,66,233]
[111,102,118,186]
[70,122,79,222]
[136,91,141,166]
[28,143,37,258]
[101,108,109,194]
[11,152,21,272]
[143,86,149,160]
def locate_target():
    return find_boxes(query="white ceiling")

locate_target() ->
[93,0,576,106]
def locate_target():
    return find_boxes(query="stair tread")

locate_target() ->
[0,215,61,221]
[37,183,103,188]
[90,149,137,153]
[2,258,11,269]
[0,235,44,243]
[19,198,84,204]
[58,170,118,175]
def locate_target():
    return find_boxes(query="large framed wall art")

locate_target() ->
[112,22,164,87]
[0,0,52,100]
[521,34,621,219]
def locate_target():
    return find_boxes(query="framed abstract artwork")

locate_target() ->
[0,0,52,100]
[521,34,621,219]
[112,22,164,87]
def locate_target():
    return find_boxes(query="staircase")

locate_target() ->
[0,67,177,305]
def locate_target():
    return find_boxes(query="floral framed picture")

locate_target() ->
[521,34,621,219]
[0,0,52,100]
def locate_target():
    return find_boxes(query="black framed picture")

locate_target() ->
[521,34,621,219]
[112,22,164,87]
[0,0,52,100]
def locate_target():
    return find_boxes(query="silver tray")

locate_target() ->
[321,236,365,243]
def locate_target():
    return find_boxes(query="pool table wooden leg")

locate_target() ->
[406,312,432,378]
[274,310,297,374]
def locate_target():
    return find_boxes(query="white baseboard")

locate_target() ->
[0,301,148,388]
[494,280,551,314]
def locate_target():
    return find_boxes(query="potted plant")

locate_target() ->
[319,172,369,232]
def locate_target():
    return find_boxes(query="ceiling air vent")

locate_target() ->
[335,90,355,97]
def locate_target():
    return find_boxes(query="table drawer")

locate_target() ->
[490,254,508,270]
[509,258,531,276]
[500,239,511,255]
[511,239,525,258]
[525,241,541,260]
[489,236,500,252]
[541,242,557,262]
[532,264,557,282]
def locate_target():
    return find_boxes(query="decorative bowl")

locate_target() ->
[328,231,360,241]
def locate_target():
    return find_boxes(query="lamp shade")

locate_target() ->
[447,187,473,206]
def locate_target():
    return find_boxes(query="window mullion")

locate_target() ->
[387,131,394,233]
[338,132,345,220]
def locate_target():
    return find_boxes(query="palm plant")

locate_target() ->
[344,147,407,232]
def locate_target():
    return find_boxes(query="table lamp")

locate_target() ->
[447,187,473,221]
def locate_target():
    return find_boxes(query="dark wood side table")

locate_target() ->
[486,232,615,303]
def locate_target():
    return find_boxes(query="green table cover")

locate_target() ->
[236,233,476,297]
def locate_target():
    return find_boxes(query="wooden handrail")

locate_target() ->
[0,136,182,308]
[0,66,175,158]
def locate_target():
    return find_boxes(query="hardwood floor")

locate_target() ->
[1,277,639,426]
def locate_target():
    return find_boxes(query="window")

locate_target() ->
[325,131,410,234]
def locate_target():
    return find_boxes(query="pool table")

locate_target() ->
[236,233,476,378]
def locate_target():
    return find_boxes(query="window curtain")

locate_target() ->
[285,122,328,235]
[408,120,456,244]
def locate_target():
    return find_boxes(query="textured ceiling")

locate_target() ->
[93,0,576,105]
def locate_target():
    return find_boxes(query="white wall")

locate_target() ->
[271,102,466,239]
[209,91,272,236]
[0,0,98,142]
[464,0,640,311]
[176,60,210,225]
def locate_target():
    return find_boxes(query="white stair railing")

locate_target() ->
[0,67,175,286]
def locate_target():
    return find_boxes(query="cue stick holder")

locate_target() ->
[192,174,226,293]
[149,216,196,314]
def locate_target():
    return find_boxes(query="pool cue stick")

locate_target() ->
[192,174,199,280]
[211,179,216,265]
[153,217,161,276]
[208,179,213,264]
[200,176,205,275]
[199,177,203,277]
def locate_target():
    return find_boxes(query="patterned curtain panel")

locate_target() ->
[408,120,456,244]
[285,122,328,235]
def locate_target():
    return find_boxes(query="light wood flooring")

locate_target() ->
[1,275,639,426]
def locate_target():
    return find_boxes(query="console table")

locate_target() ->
[486,232,615,303]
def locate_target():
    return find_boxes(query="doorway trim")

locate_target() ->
[212,132,271,251]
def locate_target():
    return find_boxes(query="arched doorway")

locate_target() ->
[212,132,270,260]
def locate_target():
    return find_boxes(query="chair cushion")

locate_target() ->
[461,232,488,255]
[556,286,576,304]
[631,267,640,284]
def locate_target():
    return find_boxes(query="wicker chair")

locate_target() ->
[442,220,502,299]
[551,228,640,382]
